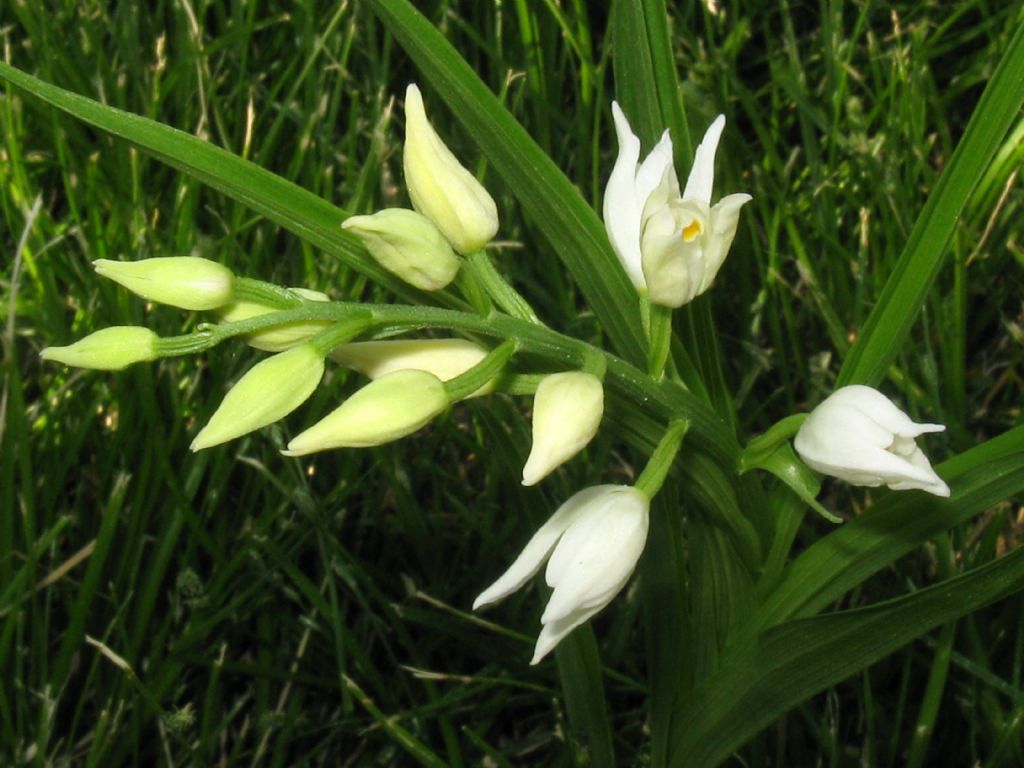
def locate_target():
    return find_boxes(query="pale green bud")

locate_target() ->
[342,209,460,291]
[190,343,325,451]
[40,326,158,370]
[330,338,494,397]
[284,369,448,454]
[403,84,499,254]
[219,288,331,352]
[522,372,604,486]
[94,257,234,310]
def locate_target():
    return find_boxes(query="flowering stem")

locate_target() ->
[635,419,690,499]
[444,338,517,401]
[150,298,737,464]
[232,277,306,308]
[308,313,376,357]
[646,303,673,380]
[465,250,542,324]
[454,263,494,317]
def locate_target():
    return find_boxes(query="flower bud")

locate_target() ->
[474,484,649,664]
[522,372,604,486]
[190,343,325,451]
[40,326,159,370]
[284,369,448,454]
[94,257,234,310]
[794,385,949,496]
[330,338,494,397]
[403,84,499,254]
[342,208,460,291]
[219,288,331,352]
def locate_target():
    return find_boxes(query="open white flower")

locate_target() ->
[603,103,750,306]
[473,485,649,664]
[794,385,950,497]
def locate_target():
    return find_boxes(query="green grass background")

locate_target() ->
[2,0,1023,765]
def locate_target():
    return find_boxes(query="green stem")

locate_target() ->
[465,250,542,324]
[635,420,690,499]
[232,277,306,308]
[308,312,375,357]
[647,303,673,379]
[454,261,493,317]
[444,339,517,401]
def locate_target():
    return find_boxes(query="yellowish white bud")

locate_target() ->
[94,257,234,310]
[190,343,325,451]
[342,208,460,291]
[330,338,494,397]
[219,288,331,352]
[403,84,499,254]
[40,326,159,370]
[522,372,604,486]
[284,369,448,454]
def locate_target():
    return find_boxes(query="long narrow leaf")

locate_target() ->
[669,543,1024,766]
[0,61,429,304]
[837,22,1024,386]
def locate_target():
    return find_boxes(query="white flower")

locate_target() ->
[473,485,649,664]
[602,103,751,307]
[794,385,950,497]
[521,372,604,486]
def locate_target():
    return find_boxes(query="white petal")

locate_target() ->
[604,103,647,289]
[696,192,751,295]
[635,129,677,202]
[529,603,604,665]
[471,486,599,610]
[682,114,726,205]
[542,486,649,623]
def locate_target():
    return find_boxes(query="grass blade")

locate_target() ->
[669,542,1024,766]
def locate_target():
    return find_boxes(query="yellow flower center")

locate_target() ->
[681,219,703,242]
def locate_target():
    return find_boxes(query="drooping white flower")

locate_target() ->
[521,372,604,486]
[602,103,751,306]
[473,485,650,664]
[794,385,950,497]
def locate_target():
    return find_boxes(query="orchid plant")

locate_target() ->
[10,1,1024,765]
